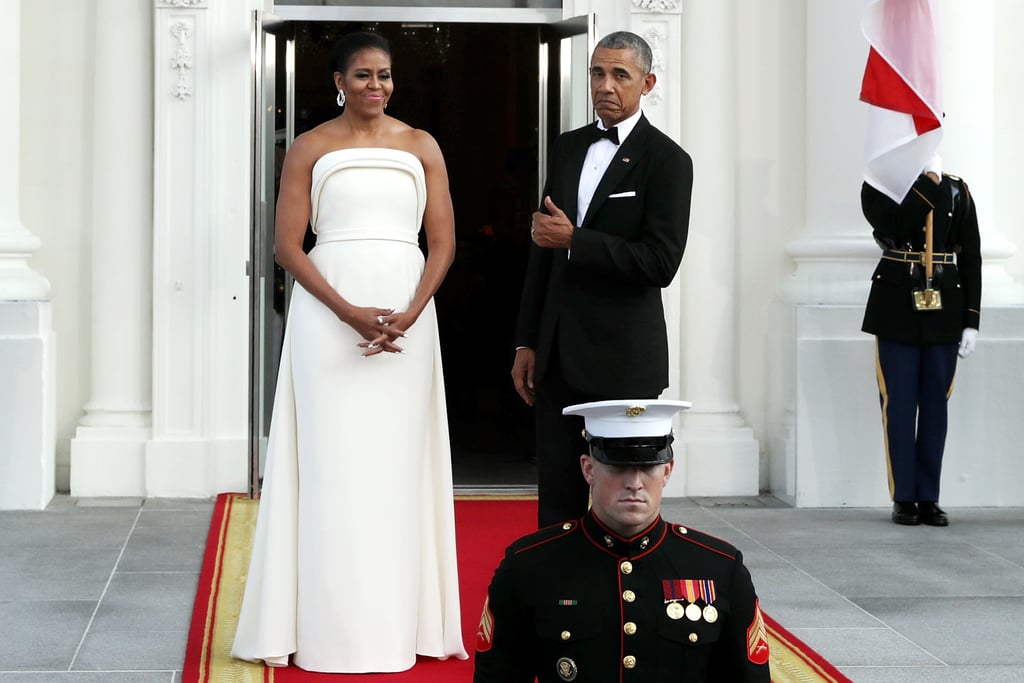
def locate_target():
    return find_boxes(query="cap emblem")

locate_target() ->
[625,405,646,417]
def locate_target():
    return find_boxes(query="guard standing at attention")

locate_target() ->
[473,400,771,682]
[861,156,982,527]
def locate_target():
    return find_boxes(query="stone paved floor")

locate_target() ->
[1,494,1021,682]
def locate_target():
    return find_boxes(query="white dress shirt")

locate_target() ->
[576,109,643,227]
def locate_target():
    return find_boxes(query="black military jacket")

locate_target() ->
[861,174,982,344]
[474,511,771,683]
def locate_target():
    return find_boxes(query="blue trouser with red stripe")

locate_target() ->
[875,338,959,503]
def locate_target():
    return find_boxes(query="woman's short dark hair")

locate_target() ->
[330,31,391,75]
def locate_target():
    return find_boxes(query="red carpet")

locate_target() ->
[184,493,851,683]
[184,494,530,682]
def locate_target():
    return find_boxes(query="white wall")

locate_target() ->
[20,1,95,490]
[734,0,807,484]
[994,0,1024,283]
[20,0,252,497]
[14,0,1024,499]
[145,0,252,497]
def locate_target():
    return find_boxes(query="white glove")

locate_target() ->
[958,327,978,359]
[924,153,942,180]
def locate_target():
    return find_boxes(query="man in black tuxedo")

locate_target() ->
[511,31,693,527]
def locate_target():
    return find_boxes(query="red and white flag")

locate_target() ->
[860,0,943,202]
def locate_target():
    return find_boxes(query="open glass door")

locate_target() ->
[248,11,595,497]
[538,15,594,202]
[248,12,293,498]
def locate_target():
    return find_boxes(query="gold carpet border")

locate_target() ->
[199,493,843,683]
[766,619,845,683]
[203,494,270,683]
[197,493,231,681]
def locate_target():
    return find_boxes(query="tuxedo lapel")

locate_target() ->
[558,130,592,225]
[581,115,651,229]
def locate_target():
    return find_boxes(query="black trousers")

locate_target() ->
[534,370,593,528]
[875,338,958,503]
[533,341,657,527]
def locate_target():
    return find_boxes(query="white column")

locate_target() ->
[0,0,49,304]
[69,0,154,497]
[147,0,251,497]
[776,2,891,506]
[785,1,877,304]
[993,0,1024,288]
[673,0,758,497]
[0,0,56,509]
[939,0,1022,304]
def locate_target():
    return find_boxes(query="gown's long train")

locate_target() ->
[231,148,467,673]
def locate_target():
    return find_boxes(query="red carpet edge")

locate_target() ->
[184,493,852,683]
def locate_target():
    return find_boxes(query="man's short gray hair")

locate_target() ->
[595,31,653,75]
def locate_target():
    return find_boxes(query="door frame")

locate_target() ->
[247,8,595,497]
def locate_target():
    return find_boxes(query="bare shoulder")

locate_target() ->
[287,120,344,168]
[391,124,444,168]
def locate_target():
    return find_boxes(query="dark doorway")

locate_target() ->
[277,22,539,489]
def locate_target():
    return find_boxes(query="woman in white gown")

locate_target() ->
[231,32,468,673]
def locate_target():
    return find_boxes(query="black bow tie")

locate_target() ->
[589,124,620,145]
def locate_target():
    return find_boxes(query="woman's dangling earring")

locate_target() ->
[336,90,346,107]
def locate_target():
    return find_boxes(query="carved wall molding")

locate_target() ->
[157,0,208,7]
[632,0,680,12]
[642,25,667,106]
[644,25,667,72]
[169,21,194,100]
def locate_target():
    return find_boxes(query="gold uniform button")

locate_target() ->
[562,522,572,530]
[677,526,687,534]
[622,590,636,603]
[623,655,637,669]
[623,621,637,635]
[689,633,699,643]
[560,630,571,641]
[620,561,633,575]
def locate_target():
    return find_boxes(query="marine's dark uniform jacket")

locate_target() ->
[473,511,770,683]
[861,174,982,343]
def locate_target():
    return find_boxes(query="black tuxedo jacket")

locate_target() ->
[515,114,693,397]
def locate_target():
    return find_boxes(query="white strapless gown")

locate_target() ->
[231,147,467,672]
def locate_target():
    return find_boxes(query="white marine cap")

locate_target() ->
[562,399,692,465]
[562,399,692,438]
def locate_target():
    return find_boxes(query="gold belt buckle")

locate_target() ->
[912,288,943,311]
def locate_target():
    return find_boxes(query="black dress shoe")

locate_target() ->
[918,502,949,527]
[892,502,920,525]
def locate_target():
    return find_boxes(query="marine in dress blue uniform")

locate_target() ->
[861,169,982,526]
[473,400,771,682]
